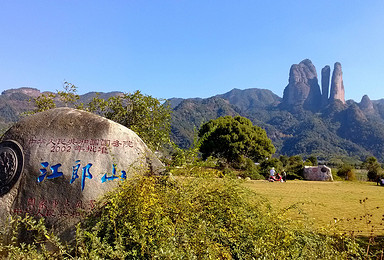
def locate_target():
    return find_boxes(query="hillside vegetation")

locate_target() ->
[171,91,384,162]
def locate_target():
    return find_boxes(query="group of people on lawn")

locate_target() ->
[269,167,286,182]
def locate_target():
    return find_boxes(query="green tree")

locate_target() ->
[306,155,318,166]
[31,84,171,151]
[337,164,356,181]
[279,155,289,167]
[57,81,80,107]
[198,116,275,166]
[286,155,304,180]
[259,158,283,178]
[86,91,171,151]
[31,81,81,113]
[31,93,57,113]
[363,156,382,181]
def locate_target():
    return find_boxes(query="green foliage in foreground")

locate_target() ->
[0,174,367,259]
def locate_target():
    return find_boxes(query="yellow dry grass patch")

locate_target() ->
[244,180,384,236]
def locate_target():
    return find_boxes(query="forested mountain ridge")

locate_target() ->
[170,89,379,161]
[1,59,384,161]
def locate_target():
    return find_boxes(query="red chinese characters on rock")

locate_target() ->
[27,138,135,155]
[13,197,97,218]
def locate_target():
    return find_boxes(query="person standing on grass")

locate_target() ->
[269,167,276,181]
[270,167,275,177]
[282,170,287,182]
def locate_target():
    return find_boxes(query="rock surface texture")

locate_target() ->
[330,62,345,104]
[0,107,163,240]
[282,59,321,111]
[303,166,333,181]
[359,95,375,115]
[321,65,330,107]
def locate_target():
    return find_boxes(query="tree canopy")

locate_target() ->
[85,91,171,151]
[31,84,171,151]
[363,156,382,181]
[198,116,275,165]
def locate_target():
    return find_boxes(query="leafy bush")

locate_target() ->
[31,85,172,152]
[286,155,305,180]
[232,156,264,180]
[0,215,68,259]
[259,158,283,178]
[75,174,363,259]
[85,91,172,151]
[0,173,371,259]
[305,155,318,166]
[363,156,382,181]
[337,164,356,181]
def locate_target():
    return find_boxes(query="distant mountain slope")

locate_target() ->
[170,85,384,161]
[168,98,187,109]
[215,88,281,112]
[79,91,123,104]
[0,87,123,131]
[171,97,239,148]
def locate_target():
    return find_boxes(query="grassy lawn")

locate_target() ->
[244,180,384,236]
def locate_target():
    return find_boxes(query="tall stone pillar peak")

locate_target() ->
[329,62,345,104]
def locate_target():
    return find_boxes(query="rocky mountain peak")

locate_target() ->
[346,103,367,123]
[321,65,330,107]
[329,62,345,104]
[288,59,317,85]
[1,87,42,98]
[282,59,321,111]
[359,94,375,114]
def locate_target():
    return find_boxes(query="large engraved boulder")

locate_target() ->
[0,107,164,239]
[303,165,333,181]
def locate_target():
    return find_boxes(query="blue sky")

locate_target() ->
[1,1,384,101]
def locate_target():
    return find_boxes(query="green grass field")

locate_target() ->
[243,180,384,236]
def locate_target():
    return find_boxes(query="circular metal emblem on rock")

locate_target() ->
[0,140,24,196]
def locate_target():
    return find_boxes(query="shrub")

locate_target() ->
[0,173,370,259]
[337,164,356,181]
[233,156,264,180]
[78,174,271,258]
[75,174,364,259]
[0,215,68,259]
[259,158,283,178]
[363,156,382,181]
